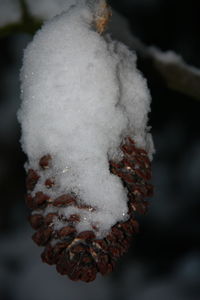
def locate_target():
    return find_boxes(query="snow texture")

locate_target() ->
[0,0,21,27]
[18,0,153,237]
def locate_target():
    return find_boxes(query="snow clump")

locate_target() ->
[18,0,153,237]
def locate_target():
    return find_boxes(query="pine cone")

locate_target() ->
[25,137,153,282]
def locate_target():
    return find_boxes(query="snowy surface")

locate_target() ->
[18,0,153,236]
[0,0,21,27]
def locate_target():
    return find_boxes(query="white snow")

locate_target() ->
[0,0,21,27]
[18,0,153,237]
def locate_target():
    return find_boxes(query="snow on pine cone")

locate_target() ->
[18,0,154,282]
[26,137,153,282]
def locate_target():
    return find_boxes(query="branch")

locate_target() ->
[109,11,200,101]
[143,44,200,102]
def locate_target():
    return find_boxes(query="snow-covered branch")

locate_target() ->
[150,48,200,101]
[133,40,200,101]
[109,11,200,101]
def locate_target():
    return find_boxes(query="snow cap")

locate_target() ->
[18,0,153,237]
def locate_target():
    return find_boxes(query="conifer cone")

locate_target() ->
[26,137,153,282]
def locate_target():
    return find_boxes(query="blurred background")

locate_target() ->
[0,0,200,299]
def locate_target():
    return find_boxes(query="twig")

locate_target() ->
[109,11,200,101]
[149,48,200,101]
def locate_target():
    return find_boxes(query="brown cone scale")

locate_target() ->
[25,137,153,282]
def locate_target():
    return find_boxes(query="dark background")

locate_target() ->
[0,0,200,299]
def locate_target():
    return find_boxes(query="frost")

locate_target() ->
[18,0,153,236]
[0,0,21,27]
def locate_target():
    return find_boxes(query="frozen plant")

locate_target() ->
[17,0,154,282]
